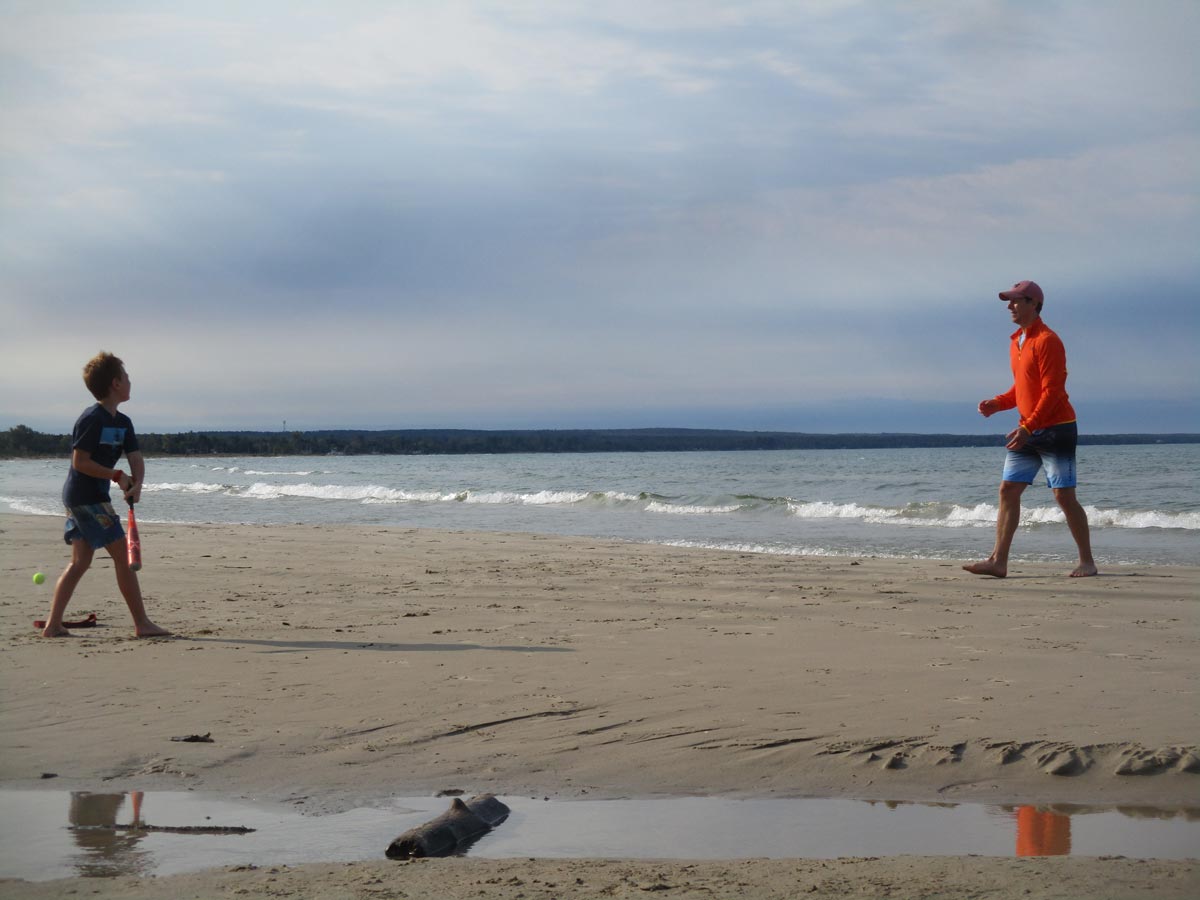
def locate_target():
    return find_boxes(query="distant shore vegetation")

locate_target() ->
[3,425,1197,459]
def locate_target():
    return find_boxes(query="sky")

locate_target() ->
[2,0,1197,435]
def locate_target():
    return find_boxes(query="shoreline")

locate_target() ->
[2,513,1197,896]
[3,505,1189,575]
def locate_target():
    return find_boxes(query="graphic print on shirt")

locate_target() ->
[99,426,127,449]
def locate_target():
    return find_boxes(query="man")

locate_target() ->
[963,280,1098,578]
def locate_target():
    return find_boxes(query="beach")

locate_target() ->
[2,512,1197,897]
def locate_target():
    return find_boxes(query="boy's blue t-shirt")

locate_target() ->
[62,404,139,507]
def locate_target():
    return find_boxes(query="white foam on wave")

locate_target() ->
[0,496,60,516]
[242,482,447,503]
[362,490,458,504]
[1087,507,1200,530]
[785,499,1199,531]
[463,489,592,506]
[645,501,742,515]
[138,477,1200,531]
[243,470,316,477]
[145,481,644,507]
[466,489,642,506]
[955,505,1200,530]
[788,500,899,522]
[883,503,997,528]
[658,538,924,560]
[943,503,997,526]
[144,482,228,495]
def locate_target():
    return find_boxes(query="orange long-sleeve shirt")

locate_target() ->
[989,318,1076,432]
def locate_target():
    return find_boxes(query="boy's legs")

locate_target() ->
[104,537,171,637]
[42,539,94,637]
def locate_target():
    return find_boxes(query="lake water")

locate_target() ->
[2,444,1197,566]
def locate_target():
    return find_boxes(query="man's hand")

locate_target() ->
[978,399,999,418]
[1006,426,1030,450]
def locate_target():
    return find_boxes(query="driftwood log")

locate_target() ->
[386,794,510,858]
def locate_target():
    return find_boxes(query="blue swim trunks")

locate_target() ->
[64,502,125,549]
[1002,422,1078,489]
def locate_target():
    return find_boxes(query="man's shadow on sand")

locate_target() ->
[185,636,572,654]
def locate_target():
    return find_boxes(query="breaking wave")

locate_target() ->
[125,480,1200,531]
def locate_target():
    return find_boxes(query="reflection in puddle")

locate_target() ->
[0,790,1196,883]
[1016,806,1071,856]
[66,792,152,878]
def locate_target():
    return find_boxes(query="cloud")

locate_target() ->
[1,1,1197,433]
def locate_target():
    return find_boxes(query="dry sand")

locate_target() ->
[1,512,1197,898]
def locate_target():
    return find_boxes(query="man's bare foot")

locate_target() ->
[1070,563,1099,578]
[962,560,1007,578]
[41,626,72,638]
[135,622,173,638]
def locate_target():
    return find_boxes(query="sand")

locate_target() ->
[1,512,1197,898]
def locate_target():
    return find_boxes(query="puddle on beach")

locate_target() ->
[1,790,1197,882]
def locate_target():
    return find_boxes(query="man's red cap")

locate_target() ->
[999,280,1043,305]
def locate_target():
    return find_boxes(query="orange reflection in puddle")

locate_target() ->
[1015,806,1071,856]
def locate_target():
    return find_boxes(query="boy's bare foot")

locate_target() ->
[41,626,73,638]
[135,622,173,638]
[1070,563,1099,578]
[962,560,1007,578]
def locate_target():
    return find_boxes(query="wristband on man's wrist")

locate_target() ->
[110,470,123,484]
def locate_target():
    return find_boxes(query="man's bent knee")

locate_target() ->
[1053,487,1081,508]
[999,480,1028,499]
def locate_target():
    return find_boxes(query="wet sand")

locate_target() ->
[1,513,1197,897]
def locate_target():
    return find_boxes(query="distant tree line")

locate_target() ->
[3,425,1197,459]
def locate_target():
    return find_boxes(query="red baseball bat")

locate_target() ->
[126,499,142,572]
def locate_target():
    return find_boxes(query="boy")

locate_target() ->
[41,352,170,638]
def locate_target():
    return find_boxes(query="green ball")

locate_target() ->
[33,572,45,585]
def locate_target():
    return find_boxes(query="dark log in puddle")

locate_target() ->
[69,823,255,835]
[386,794,510,858]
